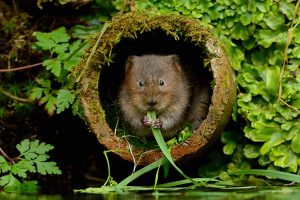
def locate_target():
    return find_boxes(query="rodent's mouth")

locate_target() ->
[146,107,164,115]
[144,103,165,115]
[147,108,156,113]
[146,106,159,113]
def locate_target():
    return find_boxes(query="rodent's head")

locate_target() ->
[122,54,190,114]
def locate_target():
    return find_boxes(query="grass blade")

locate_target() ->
[147,111,200,186]
[231,169,300,182]
[116,157,166,189]
[156,178,219,188]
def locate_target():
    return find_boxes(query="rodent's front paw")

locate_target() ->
[153,119,163,129]
[142,116,152,127]
[141,116,163,129]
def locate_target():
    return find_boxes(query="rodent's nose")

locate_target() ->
[147,99,157,107]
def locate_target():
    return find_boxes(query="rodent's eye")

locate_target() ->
[139,81,144,87]
[159,80,164,86]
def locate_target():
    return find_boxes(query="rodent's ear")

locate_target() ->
[125,56,136,74]
[168,54,181,72]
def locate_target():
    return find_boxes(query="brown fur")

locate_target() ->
[118,54,210,138]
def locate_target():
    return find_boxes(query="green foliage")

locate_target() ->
[177,123,192,143]
[0,139,61,193]
[121,0,300,175]
[1,25,89,118]
[30,27,87,115]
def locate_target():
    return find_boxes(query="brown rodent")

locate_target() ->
[118,54,210,138]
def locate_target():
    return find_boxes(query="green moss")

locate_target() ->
[73,12,215,81]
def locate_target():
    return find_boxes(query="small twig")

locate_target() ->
[124,138,137,173]
[279,99,300,113]
[1,34,86,74]
[278,30,291,100]
[120,133,138,173]
[0,62,43,73]
[75,22,109,83]
[0,146,15,164]
[0,87,31,103]
[121,0,135,13]
[121,0,128,13]
[278,0,300,99]
[278,0,300,109]
[130,0,136,12]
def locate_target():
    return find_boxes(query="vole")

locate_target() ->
[118,54,210,138]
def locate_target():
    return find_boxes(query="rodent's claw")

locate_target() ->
[153,119,163,129]
[142,116,152,127]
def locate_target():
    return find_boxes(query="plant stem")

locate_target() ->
[75,22,109,83]
[102,150,113,187]
[121,0,135,12]
[116,158,166,189]
[130,0,136,12]
[153,158,163,190]
[0,146,15,164]
[279,99,300,113]
[278,0,300,101]
[0,62,43,73]
[0,87,31,103]
[121,0,128,13]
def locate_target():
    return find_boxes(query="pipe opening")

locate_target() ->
[99,29,213,146]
